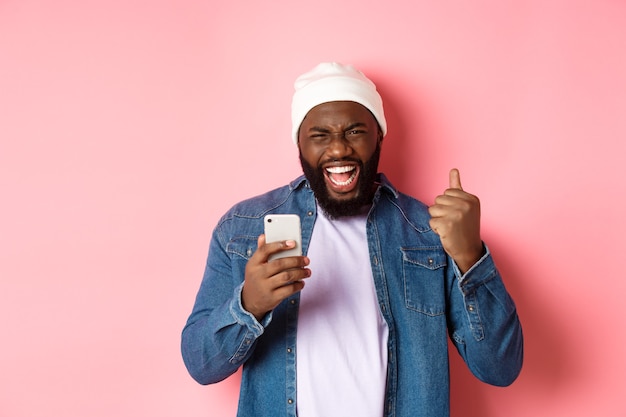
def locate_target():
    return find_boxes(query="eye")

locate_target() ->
[346,129,366,137]
[309,133,330,142]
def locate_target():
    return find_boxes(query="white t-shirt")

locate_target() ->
[296,207,389,417]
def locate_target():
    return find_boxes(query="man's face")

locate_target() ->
[298,101,383,219]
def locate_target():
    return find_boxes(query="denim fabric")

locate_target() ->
[181,174,523,417]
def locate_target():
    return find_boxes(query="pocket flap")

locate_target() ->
[226,236,258,260]
[401,247,447,270]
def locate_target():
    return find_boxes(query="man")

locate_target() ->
[181,62,523,417]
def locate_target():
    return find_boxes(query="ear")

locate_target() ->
[377,128,384,144]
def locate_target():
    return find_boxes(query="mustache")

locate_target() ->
[318,157,362,167]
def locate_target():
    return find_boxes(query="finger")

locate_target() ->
[272,279,306,300]
[430,194,463,214]
[272,266,311,286]
[267,254,310,274]
[449,168,463,190]
[428,203,445,218]
[429,218,440,235]
[256,234,298,262]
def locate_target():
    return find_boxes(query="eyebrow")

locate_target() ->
[307,122,368,134]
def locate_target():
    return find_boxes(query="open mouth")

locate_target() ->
[325,165,360,192]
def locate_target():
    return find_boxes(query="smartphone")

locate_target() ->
[264,214,302,261]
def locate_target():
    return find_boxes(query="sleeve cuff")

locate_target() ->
[452,243,492,283]
[229,282,273,336]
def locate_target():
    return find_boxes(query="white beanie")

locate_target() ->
[291,62,387,144]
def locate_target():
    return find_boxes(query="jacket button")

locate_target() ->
[288,399,294,404]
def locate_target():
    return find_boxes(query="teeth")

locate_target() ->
[326,166,358,186]
[326,165,355,174]
[329,174,356,186]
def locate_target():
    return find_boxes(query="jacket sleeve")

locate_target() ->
[447,245,524,386]
[180,228,271,385]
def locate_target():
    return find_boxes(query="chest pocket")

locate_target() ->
[226,236,258,260]
[401,247,447,316]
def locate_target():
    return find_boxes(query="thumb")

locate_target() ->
[449,168,463,190]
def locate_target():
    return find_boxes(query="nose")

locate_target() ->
[326,132,353,158]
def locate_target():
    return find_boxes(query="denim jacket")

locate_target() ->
[182,174,523,417]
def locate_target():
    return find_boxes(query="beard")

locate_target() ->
[299,144,381,220]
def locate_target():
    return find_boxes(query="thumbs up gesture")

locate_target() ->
[428,169,484,274]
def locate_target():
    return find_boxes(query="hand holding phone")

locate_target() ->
[242,214,308,320]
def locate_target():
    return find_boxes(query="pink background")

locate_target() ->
[1,1,625,416]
